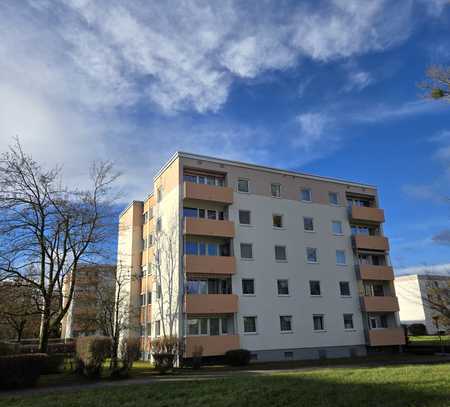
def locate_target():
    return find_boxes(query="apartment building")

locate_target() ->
[395,274,450,334]
[61,264,116,339]
[117,152,405,362]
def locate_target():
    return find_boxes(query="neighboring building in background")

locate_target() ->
[395,274,450,334]
[61,265,116,339]
[117,152,405,362]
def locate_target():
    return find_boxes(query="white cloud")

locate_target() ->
[294,112,336,151]
[345,71,374,92]
[396,263,450,276]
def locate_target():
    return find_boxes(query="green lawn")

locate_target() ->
[2,364,450,407]
[409,335,450,345]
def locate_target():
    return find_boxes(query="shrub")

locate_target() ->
[0,354,48,389]
[42,353,67,374]
[0,341,20,356]
[191,345,203,370]
[111,337,141,379]
[408,324,427,336]
[76,336,111,379]
[151,336,182,374]
[19,341,75,355]
[225,349,251,367]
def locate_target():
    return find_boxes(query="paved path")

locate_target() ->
[2,356,450,399]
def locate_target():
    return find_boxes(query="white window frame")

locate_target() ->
[243,316,258,334]
[336,250,347,265]
[277,279,290,296]
[301,188,312,202]
[306,247,318,263]
[313,314,326,332]
[309,280,321,297]
[272,214,284,229]
[242,278,255,296]
[332,220,343,235]
[237,178,250,193]
[339,281,351,297]
[240,243,254,260]
[275,245,287,262]
[271,183,281,198]
[238,210,252,226]
[303,217,315,232]
[343,314,354,330]
[280,315,293,333]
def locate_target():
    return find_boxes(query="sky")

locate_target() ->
[0,0,450,273]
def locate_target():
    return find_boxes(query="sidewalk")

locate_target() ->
[2,355,450,399]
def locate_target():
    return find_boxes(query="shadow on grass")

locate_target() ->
[1,364,449,407]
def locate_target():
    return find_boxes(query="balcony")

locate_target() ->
[353,235,389,252]
[184,217,235,238]
[184,182,233,205]
[185,335,239,357]
[184,255,236,275]
[358,265,394,281]
[361,296,399,312]
[350,206,385,223]
[185,294,238,314]
[367,328,405,346]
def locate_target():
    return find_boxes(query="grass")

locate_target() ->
[409,335,450,346]
[1,364,450,407]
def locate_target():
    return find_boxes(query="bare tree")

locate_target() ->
[152,215,183,339]
[0,139,119,352]
[419,65,450,101]
[0,280,41,342]
[422,278,450,332]
[76,263,137,370]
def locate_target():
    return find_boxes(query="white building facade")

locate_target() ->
[117,152,405,362]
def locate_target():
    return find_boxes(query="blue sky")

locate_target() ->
[0,0,449,272]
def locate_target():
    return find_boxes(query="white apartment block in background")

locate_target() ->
[395,274,450,334]
[117,152,405,362]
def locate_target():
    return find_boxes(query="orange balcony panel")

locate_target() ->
[368,328,405,346]
[184,218,234,238]
[185,335,240,357]
[353,235,389,252]
[140,308,146,324]
[184,255,236,275]
[185,294,238,314]
[350,206,385,223]
[184,182,233,204]
[361,296,399,312]
[358,265,394,281]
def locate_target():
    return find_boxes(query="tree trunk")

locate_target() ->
[110,337,119,370]
[38,304,51,353]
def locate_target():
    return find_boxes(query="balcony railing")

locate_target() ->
[358,265,394,281]
[185,335,239,357]
[184,182,233,204]
[184,255,236,275]
[367,328,405,346]
[185,294,238,314]
[353,235,389,252]
[184,217,235,238]
[350,206,385,223]
[360,296,399,312]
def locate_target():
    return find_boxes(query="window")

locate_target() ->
[148,234,153,247]
[329,192,339,205]
[238,178,249,193]
[156,217,162,232]
[146,291,152,304]
[343,314,354,330]
[147,322,152,337]
[242,279,255,295]
[140,325,145,336]
[277,279,289,295]
[156,284,162,299]
[239,210,251,225]
[275,245,287,261]
[368,315,388,329]
[187,317,230,336]
[155,320,161,336]
[284,351,293,359]
[207,243,218,256]
[271,183,281,198]
[185,241,198,255]
[207,209,217,220]
[144,211,148,223]
[280,315,292,332]
[210,318,220,336]
[301,188,312,202]
[243,316,257,333]
[187,280,208,294]
[240,243,253,259]
[336,250,346,265]
[140,293,146,306]
[313,315,325,331]
[339,281,351,297]
[309,280,321,296]
[272,214,283,228]
[332,221,343,235]
[183,207,198,218]
[303,217,314,232]
[306,247,318,263]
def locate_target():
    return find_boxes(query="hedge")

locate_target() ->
[0,354,48,389]
[0,341,20,356]
[76,336,111,379]
[225,349,251,366]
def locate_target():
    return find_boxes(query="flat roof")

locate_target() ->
[154,151,377,189]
